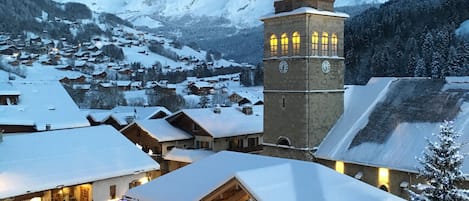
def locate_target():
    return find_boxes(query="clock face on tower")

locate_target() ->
[279,60,288,73]
[322,60,331,73]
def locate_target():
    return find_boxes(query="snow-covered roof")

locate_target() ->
[0,125,160,199]
[124,119,192,142]
[0,83,20,96]
[163,148,215,163]
[261,7,349,21]
[0,81,90,131]
[231,90,263,104]
[111,106,171,125]
[168,106,263,138]
[126,151,403,201]
[316,77,469,173]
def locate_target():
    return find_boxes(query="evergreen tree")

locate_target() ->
[431,52,442,79]
[422,32,435,67]
[414,58,427,77]
[199,94,210,108]
[407,121,469,201]
[447,46,462,76]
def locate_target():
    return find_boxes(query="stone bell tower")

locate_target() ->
[261,0,348,161]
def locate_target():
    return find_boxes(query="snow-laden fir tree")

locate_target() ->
[414,58,427,77]
[431,52,442,79]
[407,121,469,201]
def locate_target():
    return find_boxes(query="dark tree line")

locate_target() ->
[345,0,469,84]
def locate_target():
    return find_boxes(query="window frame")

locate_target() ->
[312,32,319,56]
[281,33,289,56]
[292,32,300,55]
[331,33,338,56]
[322,32,329,56]
[270,34,278,56]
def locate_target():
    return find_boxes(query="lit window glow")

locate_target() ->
[378,168,389,186]
[292,32,300,55]
[31,197,42,201]
[281,33,289,56]
[312,32,319,56]
[270,34,278,56]
[139,177,149,185]
[331,33,338,56]
[322,32,329,56]
[335,161,345,174]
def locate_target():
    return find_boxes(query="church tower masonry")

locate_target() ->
[261,0,348,160]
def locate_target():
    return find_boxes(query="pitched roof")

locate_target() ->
[163,148,215,163]
[0,81,90,131]
[261,7,349,21]
[0,82,20,96]
[87,106,171,125]
[168,106,263,138]
[126,151,403,201]
[316,77,469,173]
[0,125,160,199]
[125,119,192,142]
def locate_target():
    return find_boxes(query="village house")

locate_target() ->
[229,91,264,106]
[0,81,89,133]
[189,81,214,95]
[87,106,171,130]
[162,148,215,172]
[0,125,160,201]
[125,151,403,201]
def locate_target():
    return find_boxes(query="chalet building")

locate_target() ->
[59,75,87,84]
[163,148,215,172]
[0,45,19,55]
[119,106,263,174]
[189,81,214,95]
[92,71,107,79]
[166,106,263,153]
[125,151,403,201]
[0,81,89,133]
[55,64,73,71]
[229,91,264,106]
[0,126,160,201]
[87,106,171,130]
[260,0,468,199]
[115,80,132,91]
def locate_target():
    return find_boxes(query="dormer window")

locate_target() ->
[312,32,319,56]
[281,33,289,56]
[292,32,300,55]
[270,34,278,56]
[322,32,329,56]
[331,33,338,56]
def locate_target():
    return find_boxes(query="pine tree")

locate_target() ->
[447,46,462,76]
[407,121,469,201]
[431,52,442,79]
[414,58,427,77]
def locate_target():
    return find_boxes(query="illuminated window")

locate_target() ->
[378,168,389,188]
[335,161,345,174]
[281,33,289,56]
[292,32,300,54]
[312,32,319,55]
[270,34,278,56]
[322,32,329,56]
[331,33,338,56]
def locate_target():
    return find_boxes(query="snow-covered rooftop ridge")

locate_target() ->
[0,125,160,199]
[316,77,469,173]
[126,151,404,201]
[163,148,215,163]
[126,119,193,142]
[171,106,263,138]
[0,83,20,96]
[0,81,89,131]
[261,7,350,20]
[87,106,171,125]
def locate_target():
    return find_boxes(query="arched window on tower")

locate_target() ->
[322,32,329,56]
[331,33,338,56]
[292,32,300,55]
[312,32,319,56]
[281,33,289,56]
[270,34,278,56]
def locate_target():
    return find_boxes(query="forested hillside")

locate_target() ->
[345,0,469,84]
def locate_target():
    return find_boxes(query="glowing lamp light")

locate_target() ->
[378,168,389,186]
[139,177,149,185]
[335,161,345,174]
[31,197,42,201]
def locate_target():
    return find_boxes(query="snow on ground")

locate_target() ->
[456,19,469,38]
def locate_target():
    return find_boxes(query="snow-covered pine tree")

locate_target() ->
[414,58,427,77]
[431,52,442,79]
[407,121,469,201]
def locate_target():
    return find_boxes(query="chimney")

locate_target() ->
[214,105,222,114]
[45,124,51,131]
[242,105,253,115]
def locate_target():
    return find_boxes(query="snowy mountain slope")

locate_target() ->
[456,19,469,39]
[54,0,388,28]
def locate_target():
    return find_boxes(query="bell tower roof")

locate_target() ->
[274,0,335,13]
